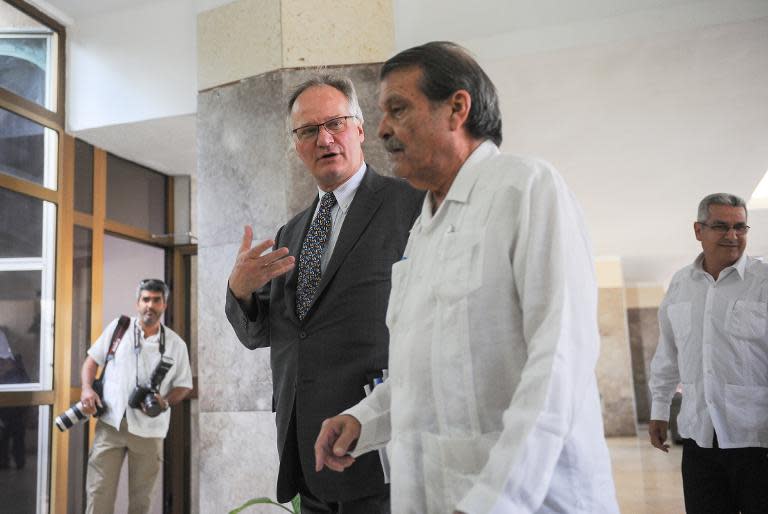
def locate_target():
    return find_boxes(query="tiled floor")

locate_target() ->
[608,435,685,513]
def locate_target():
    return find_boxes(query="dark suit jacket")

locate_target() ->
[226,166,423,502]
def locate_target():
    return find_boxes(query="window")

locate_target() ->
[107,154,167,234]
[0,3,63,512]
[0,107,58,188]
[0,187,56,390]
[74,139,94,213]
[0,1,58,110]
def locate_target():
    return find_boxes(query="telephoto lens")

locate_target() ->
[54,401,90,432]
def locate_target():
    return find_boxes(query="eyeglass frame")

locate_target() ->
[696,221,750,235]
[291,115,358,142]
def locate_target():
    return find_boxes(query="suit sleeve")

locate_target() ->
[457,163,606,514]
[224,227,283,350]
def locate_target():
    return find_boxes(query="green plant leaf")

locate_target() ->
[229,497,294,513]
[291,494,301,513]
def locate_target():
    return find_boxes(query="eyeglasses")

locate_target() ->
[291,115,356,142]
[698,222,750,235]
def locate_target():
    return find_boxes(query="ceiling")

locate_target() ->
[28,0,768,283]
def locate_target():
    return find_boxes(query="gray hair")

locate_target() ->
[137,278,169,302]
[287,74,364,123]
[697,193,747,222]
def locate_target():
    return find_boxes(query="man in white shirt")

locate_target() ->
[649,193,768,514]
[314,41,619,514]
[80,279,193,514]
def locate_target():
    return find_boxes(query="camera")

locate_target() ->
[55,400,105,432]
[128,356,174,417]
[55,381,106,432]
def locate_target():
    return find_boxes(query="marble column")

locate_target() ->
[626,285,665,424]
[595,257,638,436]
[196,1,394,512]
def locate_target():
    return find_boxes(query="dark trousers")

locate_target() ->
[682,434,768,514]
[298,484,390,514]
[279,408,389,514]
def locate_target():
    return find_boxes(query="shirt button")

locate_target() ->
[299,331,307,339]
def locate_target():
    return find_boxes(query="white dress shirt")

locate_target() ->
[88,317,193,438]
[312,162,366,273]
[650,253,768,448]
[344,141,618,514]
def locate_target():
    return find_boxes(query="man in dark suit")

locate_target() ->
[225,75,423,514]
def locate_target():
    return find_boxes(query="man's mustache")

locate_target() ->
[383,138,405,153]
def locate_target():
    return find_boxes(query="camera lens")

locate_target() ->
[142,395,163,417]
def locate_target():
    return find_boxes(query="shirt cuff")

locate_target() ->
[650,401,671,422]
[86,346,105,367]
[342,402,385,457]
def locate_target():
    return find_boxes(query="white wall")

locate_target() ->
[66,0,199,132]
[102,234,165,329]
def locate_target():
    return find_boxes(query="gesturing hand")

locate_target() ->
[314,415,361,473]
[228,225,295,301]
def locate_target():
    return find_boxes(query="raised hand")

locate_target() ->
[228,225,295,300]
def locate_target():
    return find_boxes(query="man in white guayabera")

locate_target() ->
[314,41,620,514]
[649,193,768,514]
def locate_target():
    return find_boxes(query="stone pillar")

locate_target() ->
[626,285,665,424]
[195,1,394,512]
[595,257,638,436]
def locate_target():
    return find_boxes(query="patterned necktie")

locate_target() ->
[296,192,337,320]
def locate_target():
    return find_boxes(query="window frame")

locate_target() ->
[0,3,65,514]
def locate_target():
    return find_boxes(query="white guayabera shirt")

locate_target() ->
[345,141,619,514]
[650,253,768,448]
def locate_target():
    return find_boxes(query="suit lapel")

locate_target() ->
[311,167,384,306]
[283,200,316,323]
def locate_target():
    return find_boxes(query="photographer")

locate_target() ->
[80,279,192,514]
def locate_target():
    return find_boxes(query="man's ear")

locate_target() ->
[448,90,471,131]
[694,222,704,242]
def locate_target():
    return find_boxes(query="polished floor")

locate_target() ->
[1,430,686,514]
[608,434,685,513]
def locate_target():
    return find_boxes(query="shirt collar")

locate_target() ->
[443,140,499,204]
[418,140,498,226]
[317,162,366,212]
[692,251,748,280]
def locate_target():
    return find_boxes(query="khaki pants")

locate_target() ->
[85,417,163,514]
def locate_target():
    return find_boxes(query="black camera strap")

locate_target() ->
[133,321,166,387]
[94,315,131,384]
